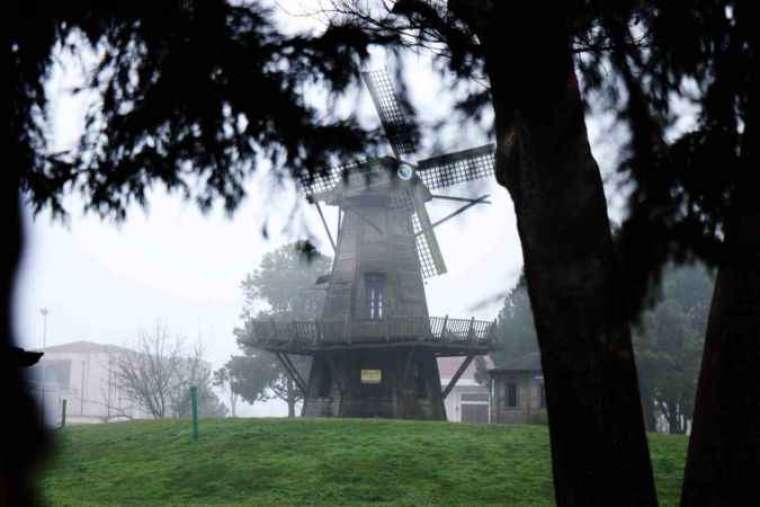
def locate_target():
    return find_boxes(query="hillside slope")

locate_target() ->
[41,418,686,506]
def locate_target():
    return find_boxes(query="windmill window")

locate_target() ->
[366,274,385,319]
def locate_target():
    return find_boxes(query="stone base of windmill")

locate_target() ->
[301,349,447,420]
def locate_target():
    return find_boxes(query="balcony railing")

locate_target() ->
[245,316,497,351]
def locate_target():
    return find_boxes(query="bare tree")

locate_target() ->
[169,342,227,418]
[114,327,227,419]
[113,325,183,419]
[98,352,139,422]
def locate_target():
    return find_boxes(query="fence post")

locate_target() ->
[60,399,67,429]
[190,386,199,441]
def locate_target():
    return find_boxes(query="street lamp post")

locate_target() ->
[40,307,49,349]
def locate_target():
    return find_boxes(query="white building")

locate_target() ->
[28,341,150,425]
[438,356,492,423]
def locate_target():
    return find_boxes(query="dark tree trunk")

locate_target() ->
[640,384,658,432]
[286,377,296,418]
[2,188,48,504]
[453,3,657,505]
[667,404,681,435]
[682,90,760,504]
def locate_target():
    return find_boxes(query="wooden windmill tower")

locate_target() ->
[245,69,499,420]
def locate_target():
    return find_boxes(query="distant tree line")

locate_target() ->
[492,265,713,435]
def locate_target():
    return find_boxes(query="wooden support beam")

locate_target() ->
[442,355,475,399]
[415,195,490,236]
[275,352,306,394]
[430,194,492,204]
[314,201,337,254]
[282,353,307,392]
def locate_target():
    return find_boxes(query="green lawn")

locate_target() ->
[41,418,687,506]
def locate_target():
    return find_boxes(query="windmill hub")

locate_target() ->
[396,161,415,181]
[243,68,501,420]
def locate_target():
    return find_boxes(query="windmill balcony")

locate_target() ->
[244,316,498,356]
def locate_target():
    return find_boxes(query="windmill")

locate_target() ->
[243,69,499,420]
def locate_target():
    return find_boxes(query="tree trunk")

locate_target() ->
[454,4,657,504]
[286,377,296,418]
[3,185,48,505]
[681,89,760,504]
[668,404,681,435]
[640,384,658,432]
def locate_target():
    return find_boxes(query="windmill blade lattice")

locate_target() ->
[416,144,496,190]
[393,187,447,279]
[362,69,418,157]
[298,161,361,196]
[411,204,447,279]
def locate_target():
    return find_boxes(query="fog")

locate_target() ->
[13,6,627,417]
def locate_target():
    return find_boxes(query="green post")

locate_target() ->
[190,386,199,441]
[60,399,67,429]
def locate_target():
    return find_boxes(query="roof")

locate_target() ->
[488,351,542,374]
[42,340,131,355]
[437,355,494,380]
[11,347,44,367]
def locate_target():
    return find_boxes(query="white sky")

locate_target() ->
[13,4,626,416]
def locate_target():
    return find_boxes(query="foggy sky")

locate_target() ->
[13,3,626,415]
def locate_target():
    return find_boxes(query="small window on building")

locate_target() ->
[366,274,385,319]
[506,383,518,408]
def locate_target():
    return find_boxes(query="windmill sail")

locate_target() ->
[298,160,361,197]
[390,187,446,279]
[362,69,418,157]
[416,144,496,190]
[410,193,447,279]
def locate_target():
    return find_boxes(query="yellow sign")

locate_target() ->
[361,369,382,384]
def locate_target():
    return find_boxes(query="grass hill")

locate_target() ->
[41,418,687,506]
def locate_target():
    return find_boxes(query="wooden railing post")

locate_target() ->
[270,319,278,342]
[60,399,67,429]
[287,322,296,347]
